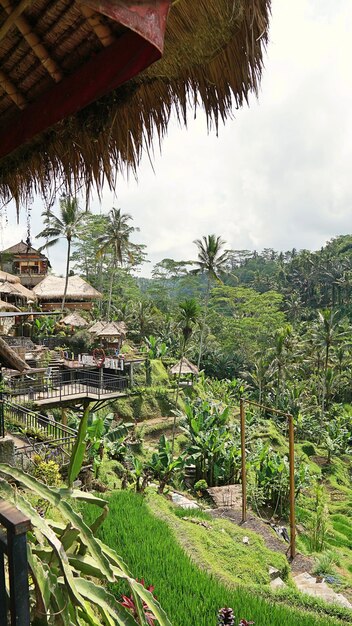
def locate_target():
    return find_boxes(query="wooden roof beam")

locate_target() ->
[0,0,32,41]
[80,4,115,48]
[0,0,62,83]
[0,68,26,108]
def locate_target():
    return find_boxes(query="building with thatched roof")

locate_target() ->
[88,321,106,335]
[1,240,51,287]
[0,301,19,313]
[33,275,102,311]
[170,357,199,377]
[89,320,127,350]
[96,321,127,338]
[61,313,88,328]
[0,268,35,306]
[0,0,270,208]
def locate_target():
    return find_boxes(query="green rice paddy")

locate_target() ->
[83,491,346,626]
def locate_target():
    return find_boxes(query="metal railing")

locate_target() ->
[0,500,31,625]
[7,369,129,402]
[4,400,77,440]
[13,436,76,470]
[4,401,77,469]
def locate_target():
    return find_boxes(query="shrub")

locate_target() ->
[32,455,61,486]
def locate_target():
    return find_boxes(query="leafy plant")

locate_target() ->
[121,580,157,626]
[147,435,184,494]
[217,607,235,625]
[308,481,329,552]
[0,464,171,626]
[32,455,61,486]
[181,399,241,487]
[248,442,309,516]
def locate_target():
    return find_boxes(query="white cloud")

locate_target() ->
[2,0,352,276]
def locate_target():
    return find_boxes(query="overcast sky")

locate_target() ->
[2,0,352,277]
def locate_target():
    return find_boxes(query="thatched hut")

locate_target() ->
[91,320,127,351]
[170,358,198,385]
[33,275,102,311]
[0,270,20,285]
[88,321,106,335]
[61,312,88,328]
[0,0,271,207]
[0,301,20,313]
[0,270,35,305]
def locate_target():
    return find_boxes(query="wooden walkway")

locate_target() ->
[13,383,128,407]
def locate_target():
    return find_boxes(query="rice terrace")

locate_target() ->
[0,1,351,625]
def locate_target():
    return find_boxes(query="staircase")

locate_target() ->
[45,350,63,386]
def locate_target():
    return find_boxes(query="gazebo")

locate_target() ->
[93,320,127,351]
[170,357,199,384]
[0,1,270,208]
[60,312,88,328]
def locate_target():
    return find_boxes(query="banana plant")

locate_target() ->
[147,435,184,494]
[0,463,172,626]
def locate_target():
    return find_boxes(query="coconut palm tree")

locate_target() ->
[36,195,85,312]
[96,208,140,320]
[193,234,230,369]
[171,298,199,453]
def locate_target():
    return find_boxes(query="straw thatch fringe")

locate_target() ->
[0,0,270,205]
[0,300,20,312]
[169,357,198,376]
[33,275,102,300]
[60,312,88,327]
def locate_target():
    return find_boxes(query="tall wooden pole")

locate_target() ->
[240,398,247,523]
[288,413,296,559]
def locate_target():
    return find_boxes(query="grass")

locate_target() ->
[82,490,347,626]
[149,494,288,587]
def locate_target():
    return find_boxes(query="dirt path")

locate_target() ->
[210,507,314,574]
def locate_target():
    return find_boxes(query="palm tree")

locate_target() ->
[172,298,199,455]
[193,234,230,369]
[36,195,85,312]
[96,208,139,320]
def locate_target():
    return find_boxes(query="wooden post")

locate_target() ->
[129,362,134,388]
[240,398,247,523]
[61,407,67,427]
[288,413,296,559]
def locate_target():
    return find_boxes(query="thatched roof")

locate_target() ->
[96,321,125,338]
[0,335,29,371]
[89,320,127,336]
[61,312,88,327]
[0,279,35,301]
[88,320,106,335]
[2,240,47,258]
[0,0,271,207]
[0,300,20,312]
[0,269,20,284]
[170,357,198,376]
[33,275,102,301]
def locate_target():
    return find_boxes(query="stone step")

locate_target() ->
[293,572,352,609]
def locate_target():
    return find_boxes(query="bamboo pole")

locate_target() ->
[80,5,115,48]
[0,0,33,42]
[288,413,296,559]
[240,398,247,523]
[0,69,26,109]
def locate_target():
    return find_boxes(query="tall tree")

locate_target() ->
[193,235,230,369]
[36,195,85,312]
[96,208,143,320]
[172,298,199,455]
